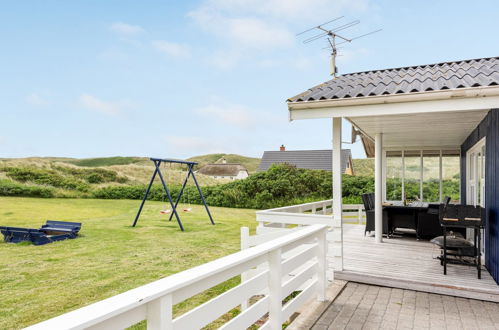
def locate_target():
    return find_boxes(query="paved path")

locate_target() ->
[311,283,499,330]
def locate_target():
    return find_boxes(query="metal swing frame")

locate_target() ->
[132,158,215,231]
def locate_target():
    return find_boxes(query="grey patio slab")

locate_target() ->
[311,283,499,330]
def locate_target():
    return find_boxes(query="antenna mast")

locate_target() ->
[297,18,381,78]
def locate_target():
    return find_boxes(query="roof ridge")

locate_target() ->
[264,149,351,152]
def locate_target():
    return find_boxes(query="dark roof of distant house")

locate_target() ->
[258,149,351,173]
[198,163,248,176]
[288,56,499,102]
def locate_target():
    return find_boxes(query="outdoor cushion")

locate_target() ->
[431,235,473,249]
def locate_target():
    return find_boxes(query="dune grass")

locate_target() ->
[64,156,147,167]
[187,153,262,173]
[0,197,257,329]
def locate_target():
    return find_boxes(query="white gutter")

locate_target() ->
[288,86,499,120]
[288,86,499,110]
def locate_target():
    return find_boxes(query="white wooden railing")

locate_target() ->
[27,224,328,330]
[256,199,366,228]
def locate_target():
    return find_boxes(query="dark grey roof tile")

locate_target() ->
[288,56,499,102]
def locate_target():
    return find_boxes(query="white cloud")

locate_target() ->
[188,0,370,67]
[26,93,49,106]
[188,7,293,51]
[110,22,145,37]
[79,94,124,116]
[196,103,256,129]
[167,136,236,154]
[152,40,191,58]
[201,0,364,21]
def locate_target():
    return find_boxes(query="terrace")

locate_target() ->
[257,201,499,302]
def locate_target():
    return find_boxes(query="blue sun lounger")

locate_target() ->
[0,220,81,246]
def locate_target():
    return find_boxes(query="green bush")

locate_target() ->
[0,179,54,198]
[91,164,375,209]
[53,166,127,184]
[1,163,461,208]
[4,167,90,192]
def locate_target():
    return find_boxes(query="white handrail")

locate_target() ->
[26,224,328,330]
[256,200,366,227]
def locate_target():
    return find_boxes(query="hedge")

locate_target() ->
[0,179,55,198]
[0,164,461,209]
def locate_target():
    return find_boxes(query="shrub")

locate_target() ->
[4,167,90,191]
[0,179,54,198]
[91,164,373,209]
[2,163,460,208]
[53,166,127,184]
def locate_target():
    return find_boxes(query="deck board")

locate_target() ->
[331,224,499,302]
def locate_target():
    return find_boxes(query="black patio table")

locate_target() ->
[382,201,432,239]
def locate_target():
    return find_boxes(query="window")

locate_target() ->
[403,150,421,201]
[442,151,460,202]
[385,149,460,203]
[386,151,402,201]
[422,150,440,202]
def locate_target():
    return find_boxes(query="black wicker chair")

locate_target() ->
[362,193,389,236]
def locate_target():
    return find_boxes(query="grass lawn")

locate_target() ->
[0,197,257,329]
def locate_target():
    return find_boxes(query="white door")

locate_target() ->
[466,138,486,260]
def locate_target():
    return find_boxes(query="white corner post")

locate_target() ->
[332,117,343,270]
[375,133,383,243]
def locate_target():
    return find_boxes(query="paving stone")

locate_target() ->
[311,283,499,330]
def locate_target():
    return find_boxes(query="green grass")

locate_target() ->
[0,197,257,329]
[187,153,261,173]
[352,158,374,177]
[64,156,147,167]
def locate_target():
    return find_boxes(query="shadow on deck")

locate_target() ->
[333,224,499,302]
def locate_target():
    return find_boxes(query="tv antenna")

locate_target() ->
[297,17,381,78]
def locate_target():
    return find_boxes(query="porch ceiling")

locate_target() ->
[348,109,489,148]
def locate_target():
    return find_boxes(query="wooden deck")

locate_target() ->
[332,224,499,302]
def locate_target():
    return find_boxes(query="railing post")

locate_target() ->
[147,294,172,330]
[240,227,249,311]
[358,206,363,224]
[312,205,316,214]
[268,248,282,330]
[317,228,328,301]
[257,221,264,231]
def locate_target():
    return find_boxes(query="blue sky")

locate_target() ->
[1,0,499,159]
